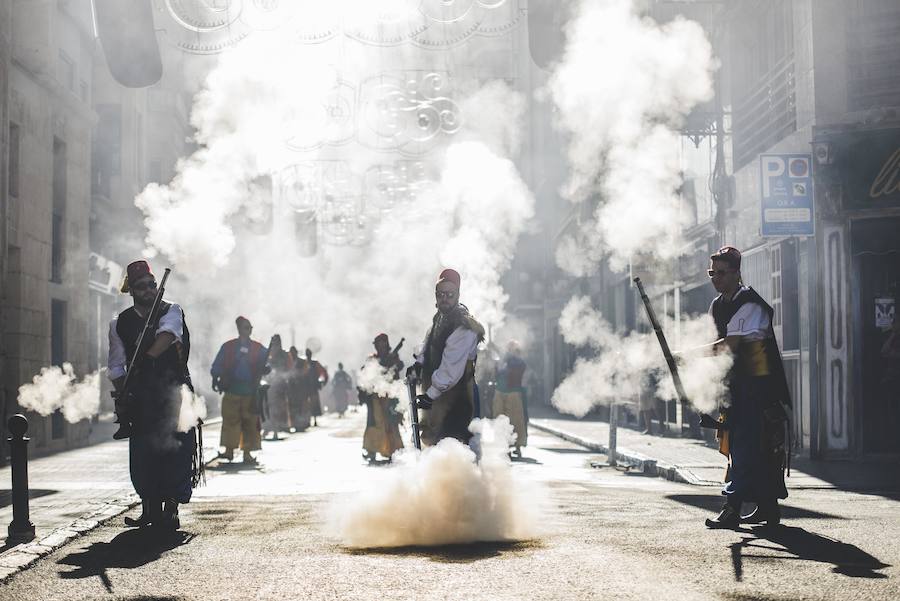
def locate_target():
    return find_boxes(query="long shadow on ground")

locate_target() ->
[666,493,843,520]
[57,528,194,592]
[730,525,891,581]
[343,540,543,563]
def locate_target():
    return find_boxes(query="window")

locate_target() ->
[58,50,75,92]
[51,138,66,283]
[51,299,67,440]
[134,109,143,184]
[729,0,797,169]
[846,0,900,110]
[80,80,88,103]
[8,122,19,198]
[92,104,122,197]
[148,159,162,184]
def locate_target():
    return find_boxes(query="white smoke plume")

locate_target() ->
[331,416,544,548]
[131,3,535,381]
[548,0,715,272]
[178,385,209,433]
[356,357,406,402]
[17,364,101,424]
[551,296,731,417]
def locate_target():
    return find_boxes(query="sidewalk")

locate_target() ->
[0,418,222,580]
[529,411,900,493]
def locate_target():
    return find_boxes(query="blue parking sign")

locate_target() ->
[760,154,815,236]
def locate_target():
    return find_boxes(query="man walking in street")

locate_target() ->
[331,362,353,417]
[360,334,405,462]
[493,340,528,457]
[264,334,291,439]
[210,316,267,464]
[704,246,790,529]
[413,268,485,446]
[298,347,328,427]
[108,260,197,530]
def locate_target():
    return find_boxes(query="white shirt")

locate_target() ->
[723,288,771,341]
[107,303,184,380]
[415,327,480,400]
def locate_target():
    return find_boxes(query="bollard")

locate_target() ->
[7,414,35,544]
[608,403,618,467]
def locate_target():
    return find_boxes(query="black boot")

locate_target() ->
[742,500,781,526]
[157,500,180,531]
[124,498,157,528]
[705,501,740,529]
[112,421,132,440]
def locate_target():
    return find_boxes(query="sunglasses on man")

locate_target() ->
[707,268,736,278]
[131,279,158,292]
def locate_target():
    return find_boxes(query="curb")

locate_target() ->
[0,417,223,584]
[530,420,720,486]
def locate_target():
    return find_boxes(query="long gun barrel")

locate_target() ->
[633,277,690,406]
[634,277,721,430]
[406,371,422,450]
[119,267,171,397]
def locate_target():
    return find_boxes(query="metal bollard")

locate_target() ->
[608,403,618,467]
[7,414,35,544]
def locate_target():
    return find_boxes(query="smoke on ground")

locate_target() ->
[548,0,715,273]
[330,416,544,548]
[17,364,101,424]
[551,296,731,417]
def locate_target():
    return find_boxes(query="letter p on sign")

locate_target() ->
[762,156,785,198]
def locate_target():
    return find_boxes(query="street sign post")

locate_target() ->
[760,153,815,237]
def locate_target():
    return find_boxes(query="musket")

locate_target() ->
[633,277,721,430]
[118,268,172,399]
[405,369,422,450]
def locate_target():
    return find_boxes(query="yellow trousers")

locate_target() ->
[492,390,527,448]
[220,392,261,452]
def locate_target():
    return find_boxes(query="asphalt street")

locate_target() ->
[1,412,897,601]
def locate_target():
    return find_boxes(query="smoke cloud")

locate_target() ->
[131,3,535,383]
[178,385,209,433]
[330,416,544,548]
[356,357,406,402]
[17,364,101,424]
[551,296,731,417]
[548,0,715,272]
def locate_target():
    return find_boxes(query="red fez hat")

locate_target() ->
[710,246,742,269]
[120,260,153,293]
[436,268,461,288]
[236,316,251,328]
[373,333,389,345]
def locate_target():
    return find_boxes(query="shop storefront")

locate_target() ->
[814,125,900,457]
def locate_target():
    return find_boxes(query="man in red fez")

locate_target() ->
[704,246,791,529]
[410,268,485,446]
[210,316,267,463]
[108,260,197,530]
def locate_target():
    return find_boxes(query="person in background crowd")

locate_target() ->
[108,260,198,530]
[211,316,267,464]
[704,246,791,530]
[360,334,405,462]
[412,269,484,446]
[493,340,528,457]
[331,362,353,417]
[287,346,308,432]
[263,334,291,440]
[298,348,328,427]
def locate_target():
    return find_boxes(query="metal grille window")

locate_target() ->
[729,0,796,170]
[771,244,783,328]
[846,0,900,111]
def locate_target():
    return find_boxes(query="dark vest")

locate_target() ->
[422,304,482,386]
[710,288,792,408]
[116,302,190,386]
